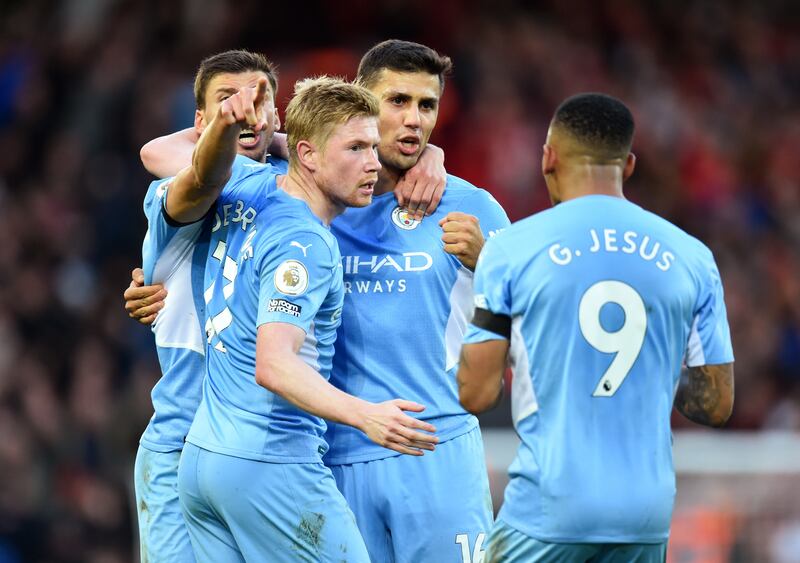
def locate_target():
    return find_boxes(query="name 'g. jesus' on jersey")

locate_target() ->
[465,195,734,543]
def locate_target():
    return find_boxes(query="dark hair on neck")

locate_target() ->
[357,39,452,92]
[194,50,278,109]
[552,93,634,159]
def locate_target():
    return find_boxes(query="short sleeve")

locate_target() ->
[464,235,513,344]
[255,231,336,333]
[141,177,205,285]
[142,155,259,285]
[457,189,511,239]
[685,257,734,367]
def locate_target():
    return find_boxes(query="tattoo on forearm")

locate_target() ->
[676,364,734,427]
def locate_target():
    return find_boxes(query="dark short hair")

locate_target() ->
[552,93,635,158]
[357,39,452,92]
[193,50,278,109]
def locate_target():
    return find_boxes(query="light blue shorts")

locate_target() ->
[178,442,369,563]
[330,426,493,563]
[484,519,668,563]
[134,445,195,563]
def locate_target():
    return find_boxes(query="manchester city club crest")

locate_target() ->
[391,206,421,230]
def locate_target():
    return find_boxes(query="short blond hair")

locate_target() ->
[285,76,379,165]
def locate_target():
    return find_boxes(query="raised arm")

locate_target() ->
[141,130,288,180]
[674,363,734,427]
[140,128,198,179]
[256,322,439,456]
[165,78,268,223]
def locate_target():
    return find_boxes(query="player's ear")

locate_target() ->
[272,107,281,131]
[194,109,205,134]
[296,140,317,171]
[542,144,557,176]
[622,152,636,182]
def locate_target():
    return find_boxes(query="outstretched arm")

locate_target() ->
[675,363,734,427]
[165,78,268,223]
[256,322,439,456]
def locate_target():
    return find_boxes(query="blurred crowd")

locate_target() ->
[0,0,798,560]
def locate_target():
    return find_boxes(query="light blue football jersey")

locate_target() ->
[465,195,734,543]
[324,175,510,464]
[140,154,286,452]
[187,181,344,463]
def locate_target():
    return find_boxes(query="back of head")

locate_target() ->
[285,76,379,165]
[193,49,278,109]
[551,93,634,162]
[356,39,452,92]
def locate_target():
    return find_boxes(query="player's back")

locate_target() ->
[492,195,728,543]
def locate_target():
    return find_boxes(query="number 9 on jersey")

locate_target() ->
[579,280,647,397]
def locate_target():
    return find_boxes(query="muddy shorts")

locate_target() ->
[178,442,368,562]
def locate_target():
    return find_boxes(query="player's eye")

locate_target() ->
[350,144,363,151]
[391,97,404,105]
[421,101,436,110]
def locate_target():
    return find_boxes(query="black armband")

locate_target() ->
[471,308,511,339]
[162,197,211,227]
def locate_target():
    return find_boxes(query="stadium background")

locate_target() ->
[0,0,798,561]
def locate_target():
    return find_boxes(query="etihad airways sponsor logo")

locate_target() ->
[341,252,433,275]
[345,279,406,294]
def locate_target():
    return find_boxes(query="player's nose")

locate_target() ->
[403,106,421,128]
[365,148,381,172]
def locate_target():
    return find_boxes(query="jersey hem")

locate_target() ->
[139,437,185,454]
[185,436,325,464]
[324,415,478,466]
[497,515,670,545]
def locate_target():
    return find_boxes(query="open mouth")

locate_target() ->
[397,136,420,156]
[359,181,375,195]
[238,128,260,148]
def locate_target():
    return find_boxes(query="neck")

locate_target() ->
[555,161,626,203]
[374,161,403,197]
[278,167,344,225]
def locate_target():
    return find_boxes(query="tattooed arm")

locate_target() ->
[674,363,734,427]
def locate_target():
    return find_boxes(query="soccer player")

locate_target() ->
[323,40,509,563]
[458,93,735,562]
[130,40,510,562]
[133,50,284,563]
[178,75,438,561]
[127,47,446,562]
